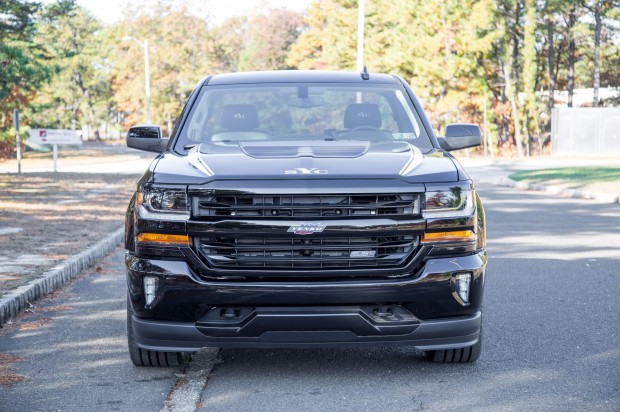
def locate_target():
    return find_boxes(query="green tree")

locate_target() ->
[585,0,620,106]
[522,0,538,155]
[28,1,111,134]
[288,0,498,130]
[207,16,247,73]
[0,0,54,134]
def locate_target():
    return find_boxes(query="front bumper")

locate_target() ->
[131,309,481,351]
[127,250,486,351]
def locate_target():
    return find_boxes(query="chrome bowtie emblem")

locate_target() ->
[287,223,326,235]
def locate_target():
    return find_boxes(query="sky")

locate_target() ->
[74,0,313,25]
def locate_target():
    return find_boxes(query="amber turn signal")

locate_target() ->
[137,233,190,246]
[422,230,476,243]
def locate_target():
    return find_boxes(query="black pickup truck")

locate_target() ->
[124,70,487,366]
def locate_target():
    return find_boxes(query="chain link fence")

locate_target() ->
[551,107,620,156]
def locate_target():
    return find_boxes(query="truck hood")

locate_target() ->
[152,140,460,184]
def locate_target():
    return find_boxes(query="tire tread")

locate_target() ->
[425,332,482,363]
[127,299,182,367]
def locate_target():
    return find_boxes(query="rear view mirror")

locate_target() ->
[439,123,482,151]
[127,125,169,153]
[287,96,324,108]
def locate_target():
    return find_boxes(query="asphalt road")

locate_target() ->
[1,179,619,412]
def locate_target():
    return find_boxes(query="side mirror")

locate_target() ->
[127,125,169,153]
[438,123,482,151]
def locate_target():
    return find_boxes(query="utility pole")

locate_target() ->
[122,36,151,124]
[13,109,21,174]
[483,97,488,159]
[144,39,151,123]
[356,0,365,71]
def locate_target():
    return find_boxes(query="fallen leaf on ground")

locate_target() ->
[41,304,73,313]
[0,354,25,386]
[0,354,22,363]
[19,318,51,330]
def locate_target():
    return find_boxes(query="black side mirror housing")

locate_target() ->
[438,123,482,151]
[127,125,169,153]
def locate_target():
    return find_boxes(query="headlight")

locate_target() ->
[138,186,189,219]
[423,188,474,218]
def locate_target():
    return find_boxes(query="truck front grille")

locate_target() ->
[194,193,419,218]
[196,235,418,270]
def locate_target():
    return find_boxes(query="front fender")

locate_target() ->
[475,191,486,250]
[125,192,138,252]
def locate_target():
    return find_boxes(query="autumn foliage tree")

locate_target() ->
[106,4,212,133]
[288,0,499,132]
[1,0,619,158]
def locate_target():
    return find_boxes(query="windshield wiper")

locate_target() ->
[183,144,198,150]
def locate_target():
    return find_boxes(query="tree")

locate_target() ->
[542,0,565,119]
[586,0,620,107]
[288,0,498,131]
[522,0,538,155]
[107,3,212,132]
[238,8,303,71]
[0,0,54,131]
[207,16,247,73]
[562,1,588,107]
[287,0,359,70]
[28,1,111,133]
[598,5,620,99]
[494,0,526,157]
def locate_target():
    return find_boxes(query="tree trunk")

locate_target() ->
[593,1,602,107]
[73,70,96,137]
[546,16,555,119]
[567,4,576,107]
[522,0,537,157]
[511,0,522,86]
[510,0,524,158]
[506,53,524,158]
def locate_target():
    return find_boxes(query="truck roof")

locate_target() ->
[206,70,399,86]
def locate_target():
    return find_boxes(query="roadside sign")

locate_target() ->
[28,129,82,145]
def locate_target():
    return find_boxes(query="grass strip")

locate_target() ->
[509,167,620,184]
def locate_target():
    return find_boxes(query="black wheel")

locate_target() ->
[127,299,183,367]
[425,332,482,363]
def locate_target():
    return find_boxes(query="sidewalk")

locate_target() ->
[0,144,157,325]
[459,156,620,203]
[0,141,154,174]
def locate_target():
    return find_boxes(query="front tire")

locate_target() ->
[127,299,183,367]
[425,330,482,363]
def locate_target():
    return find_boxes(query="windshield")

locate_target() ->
[175,82,433,152]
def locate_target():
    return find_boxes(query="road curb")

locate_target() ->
[0,226,124,327]
[485,177,620,204]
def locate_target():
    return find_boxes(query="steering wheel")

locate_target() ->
[337,125,391,141]
[348,126,382,132]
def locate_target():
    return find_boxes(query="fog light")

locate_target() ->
[455,273,471,305]
[144,276,159,306]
